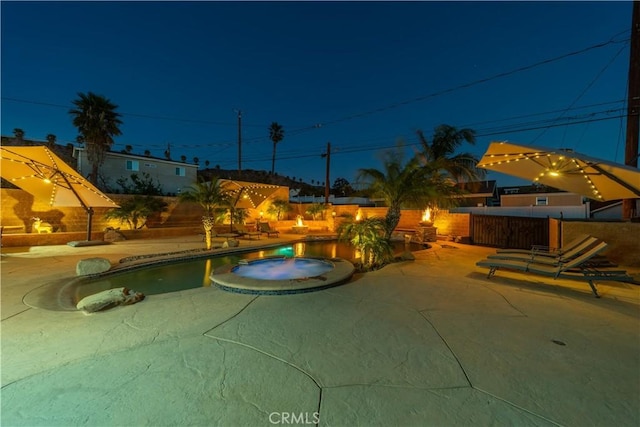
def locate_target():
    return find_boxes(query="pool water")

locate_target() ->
[71,240,425,301]
[233,258,334,280]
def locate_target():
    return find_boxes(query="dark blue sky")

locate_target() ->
[1,1,634,188]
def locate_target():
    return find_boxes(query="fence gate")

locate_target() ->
[471,214,549,249]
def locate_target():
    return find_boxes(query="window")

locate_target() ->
[175,167,186,176]
[126,160,139,171]
[535,196,548,206]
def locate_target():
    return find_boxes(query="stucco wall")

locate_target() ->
[501,193,583,207]
[3,189,470,246]
[561,220,640,267]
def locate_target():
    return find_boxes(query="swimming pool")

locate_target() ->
[25,240,426,310]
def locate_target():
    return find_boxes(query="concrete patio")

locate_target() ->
[1,234,639,426]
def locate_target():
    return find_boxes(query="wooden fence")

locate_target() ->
[471,214,549,249]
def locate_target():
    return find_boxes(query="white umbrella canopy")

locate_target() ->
[219,179,281,209]
[1,146,118,241]
[477,141,640,202]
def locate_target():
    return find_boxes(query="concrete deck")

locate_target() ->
[2,234,639,426]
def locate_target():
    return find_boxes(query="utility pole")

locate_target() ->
[623,1,639,219]
[235,109,242,177]
[322,142,331,204]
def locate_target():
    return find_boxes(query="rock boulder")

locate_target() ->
[76,257,111,276]
[76,287,145,313]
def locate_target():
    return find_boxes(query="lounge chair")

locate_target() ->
[487,236,601,265]
[235,224,261,240]
[476,241,633,297]
[495,233,591,257]
[259,222,279,237]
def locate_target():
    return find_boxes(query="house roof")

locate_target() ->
[454,180,497,197]
[73,146,198,168]
[498,184,571,196]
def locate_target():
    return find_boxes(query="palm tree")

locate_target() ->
[269,122,284,175]
[416,124,485,183]
[266,198,291,220]
[357,146,446,239]
[337,216,392,270]
[69,92,123,185]
[179,177,230,249]
[45,134,57,148]
[12,128,25,144]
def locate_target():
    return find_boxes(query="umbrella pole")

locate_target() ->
[58,172,96,241]
[86,207,94,241]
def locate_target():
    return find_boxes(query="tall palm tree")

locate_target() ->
[45,134,57,148]
[179,177,230,249]
[416,124,485,183]
[358,147,450,239]
[12,128,25,144]
[69,92,122,185]
[269,122,284,175]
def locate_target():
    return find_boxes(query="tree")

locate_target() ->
[357,146,446,239]
[266,198,291,220]
[332,177,354,197]
[45,134,57,148]
[144,149,151,157]
[229,208,249,226]
[115,172,163,195]
[193,157,199,165]
[205,160,210,168]
[104,196,167,230]
[69,92,123,185]
[337,215,392,270]
[12,128,25,144]
[179,177,230,249]
[269,122,284,175]
[125,145,133,153]
[416,124,485,183]
[305,202,326,220]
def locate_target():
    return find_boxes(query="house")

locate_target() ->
[73,147,198,195]
[450,184,591,219]
[453,180,498,207]
[499,185,584,207]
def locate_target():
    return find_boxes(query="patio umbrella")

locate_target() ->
[220,179,281,209]
[0,146,118,242]
[477,141,640,201]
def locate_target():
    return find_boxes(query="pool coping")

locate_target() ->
[211,256,356,295]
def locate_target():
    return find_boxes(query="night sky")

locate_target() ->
[1,1,633,187]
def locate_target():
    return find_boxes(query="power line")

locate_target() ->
[210,112,626,168]
[530,42,628,146]
[293,32,630,131]
[0,96,269,128]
